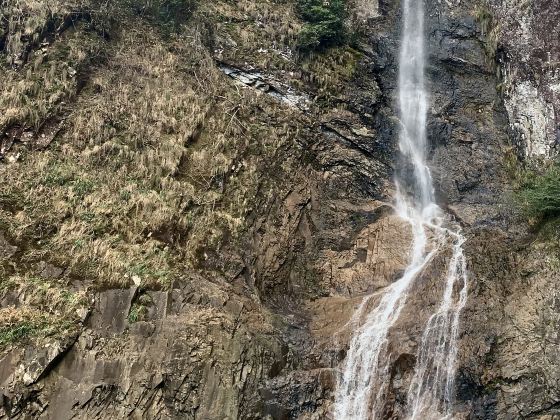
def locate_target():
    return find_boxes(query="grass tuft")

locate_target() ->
[515,164,560,221]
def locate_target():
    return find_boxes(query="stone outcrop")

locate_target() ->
[489,0,560,159]
[0,279,286,419]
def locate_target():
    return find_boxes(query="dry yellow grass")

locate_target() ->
[1,0,301,290]
[1,0,71,64]
[0,0,313,349]
[0,274,87,345]
[204,0,301,70]
[298,46,362,104]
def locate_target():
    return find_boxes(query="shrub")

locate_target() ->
[516,164,560,220]
[296,0,347,53]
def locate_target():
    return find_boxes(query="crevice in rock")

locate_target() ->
[217,62,311,111]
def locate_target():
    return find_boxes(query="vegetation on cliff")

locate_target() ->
[296,0,348,53]
[1,0,558,418]
[0,0,311,348]
[516,163,560,221]
[0,0,363,350]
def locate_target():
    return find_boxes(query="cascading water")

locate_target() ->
[333,0,469,418]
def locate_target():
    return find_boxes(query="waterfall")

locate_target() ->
[333,0,469,418]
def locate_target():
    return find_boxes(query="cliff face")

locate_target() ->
[0,0,558,419]
[489,0,560,159]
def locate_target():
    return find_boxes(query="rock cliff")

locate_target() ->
[0,0,558,419]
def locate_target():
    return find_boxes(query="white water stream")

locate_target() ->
[333,0,469,418]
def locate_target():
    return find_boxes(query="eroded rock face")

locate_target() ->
[319,211,412,296]
[1,279,286,419]
[456,229,560,419]
[488,0,560,159]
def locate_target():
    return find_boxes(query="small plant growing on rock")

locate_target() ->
[128,293,152,323]
[473,4,500,61]
[516,163,560,222]
[0,322,37,346]
[128,304,143,323]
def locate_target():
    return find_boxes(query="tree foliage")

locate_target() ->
[296,0,347,53]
